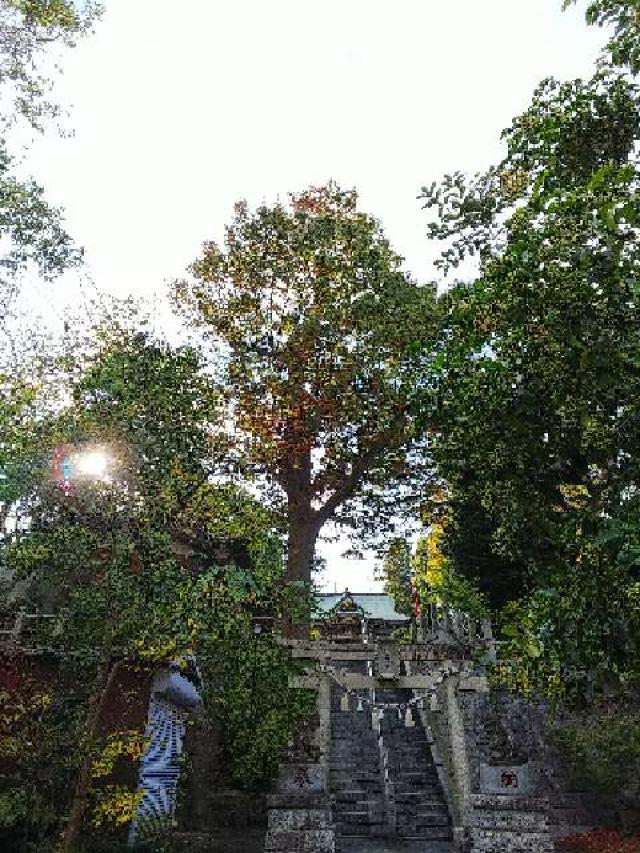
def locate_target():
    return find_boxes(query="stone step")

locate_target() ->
[330,684,451,846]
[332,715,373,723]
[333,797,384,814]
[331,737,373,744]
[330,775,383,786]
[383,744,430,753]
[333,789,384,799]
[394,791,449,805]
[397,814,451,827]
[337,810,385,823]
[332,783,380,792]
[332,729,377,737]
[335,823,388,836]
[381,731,428,741]
[330,752,379,761]
[331,788,367,800]
[392,769,438,780]
[332,736,374,744]
[398,830,453,840]
[383,742,430,752]
[397,830,453,841]
[388,771,440,782]
[395,786,443,795]
[330,770,383,783]
[332,724,377,732]
[332,736,375,743]
[395,789,444,800]
[333,796,384,807]
[333,792,384,803]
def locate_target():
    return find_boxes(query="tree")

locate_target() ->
[70,328,222,515]
[417,16,640,698]
[563,0,640,74]
[0,0,101,131]
[0,1,101,348]
[378,538,414,620]
[419,66,640,588]
[1,329,312,850]
[174,183,439,589]
[0,142,81,336]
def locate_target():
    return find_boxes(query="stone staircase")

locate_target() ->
[329,685,453,851]
[378,688,453,843]
[330,687,387,841]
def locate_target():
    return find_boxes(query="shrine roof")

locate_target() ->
[314,592,409,622]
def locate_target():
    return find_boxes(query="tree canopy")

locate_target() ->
[417,6,640,701]
[174,183,440,588]
[0,0,100,350]
[1,328,313,850]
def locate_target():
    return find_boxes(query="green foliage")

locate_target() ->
[0,143,80,279]
[0,0,101,359]
[1,331,314,849]
[70,329,222,512]
[563,0,640,74]
[0,0,102,130]
[418,19,640,702]
[410,524,488,620]
[0,787,27,828]
[431,563,488,621]
[0,669,90,852]
[0,368,43,522]
[212,628,316,787]
[549,710,640,797]
[493,549,640,705]
[379,538,414,619]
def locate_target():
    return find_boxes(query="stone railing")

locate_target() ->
[418,603,495,654]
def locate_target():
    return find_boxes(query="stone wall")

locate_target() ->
[418,673,558,852]
[420,674,630,850]
[263,764,335,853]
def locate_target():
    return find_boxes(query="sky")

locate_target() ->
[20,0,606,591]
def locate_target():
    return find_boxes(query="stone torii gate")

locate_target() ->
[265,634,554,853]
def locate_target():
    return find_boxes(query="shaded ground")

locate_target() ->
[338,839,453,853]
[166,830,265,852]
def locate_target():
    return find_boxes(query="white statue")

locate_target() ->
[128,659,202,847]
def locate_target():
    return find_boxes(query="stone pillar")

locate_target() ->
[317,672,332,768]
[264,764,335,853]
[446,675,473,848]
[268,660,336,853]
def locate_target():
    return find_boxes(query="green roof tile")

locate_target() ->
[314,591,409,622]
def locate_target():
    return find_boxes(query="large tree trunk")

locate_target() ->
[283,506,322,638]
[282,444,320,589]
[285,514,320,589]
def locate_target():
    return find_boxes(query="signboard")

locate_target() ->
[276,763,327,796]
[480,763,529,795]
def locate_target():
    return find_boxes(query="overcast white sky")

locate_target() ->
[22,0,605,591]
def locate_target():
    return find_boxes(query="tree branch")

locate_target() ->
[314,412,409,526]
